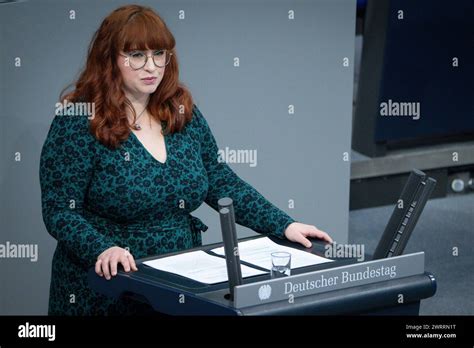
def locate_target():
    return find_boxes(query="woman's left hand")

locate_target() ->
[284,222,333,248]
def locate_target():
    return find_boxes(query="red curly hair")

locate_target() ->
[60,4,194,149]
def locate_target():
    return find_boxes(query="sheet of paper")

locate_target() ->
[211,237,333,270]
[143,250,267,284]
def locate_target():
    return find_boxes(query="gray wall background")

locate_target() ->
[0,0,355,314]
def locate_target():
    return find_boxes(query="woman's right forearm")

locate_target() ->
[42,206,117,268]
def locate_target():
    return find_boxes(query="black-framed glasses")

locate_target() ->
[120,49,173,70]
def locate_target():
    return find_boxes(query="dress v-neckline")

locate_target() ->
[129,126,169,165]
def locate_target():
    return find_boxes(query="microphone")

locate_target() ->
[218,197,243,300]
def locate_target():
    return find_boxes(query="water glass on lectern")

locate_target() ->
[271,252,291,278]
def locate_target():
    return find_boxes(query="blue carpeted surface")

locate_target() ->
[349,193,474,315]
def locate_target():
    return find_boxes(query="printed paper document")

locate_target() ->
[143,250,266,284]
[211,237,333,270]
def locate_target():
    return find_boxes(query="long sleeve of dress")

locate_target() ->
[193,106,296,239]
[39,115,116,267]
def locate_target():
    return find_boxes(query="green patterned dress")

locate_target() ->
[39,104,295,315]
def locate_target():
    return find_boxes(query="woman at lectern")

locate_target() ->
[39,4,332,315]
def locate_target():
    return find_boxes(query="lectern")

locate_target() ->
[89,170,437,315]
[88,235,436,315]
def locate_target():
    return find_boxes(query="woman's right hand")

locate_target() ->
[95,246,138,280]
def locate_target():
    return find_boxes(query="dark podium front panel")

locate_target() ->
[88,235,436,315]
